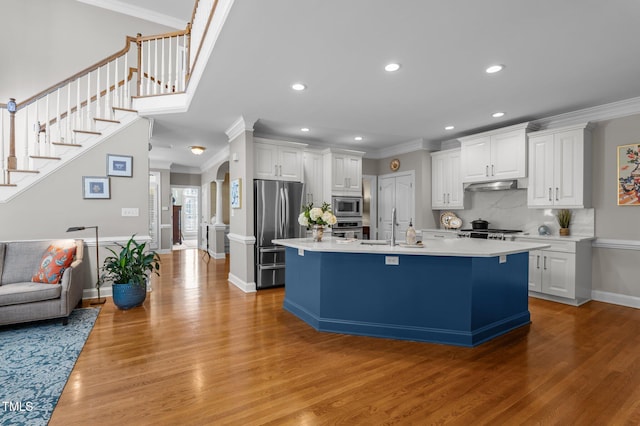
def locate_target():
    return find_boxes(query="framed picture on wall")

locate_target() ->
[617,143,640,206]
[83,176,111,199]
[107,154,133,177]
[231,178,241,209]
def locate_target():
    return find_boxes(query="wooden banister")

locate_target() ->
[187,0,219,87]
[17,35,137,111]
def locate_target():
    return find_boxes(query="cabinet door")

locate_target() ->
[378,176,396,240]
[541,251,576,298]
[394,174,414,236]
[254,143,278,180]
[528,134,555,207]
[461,136,491,182]
[491,130,527,180]
[278,146,302,181]
[431,153,446,209]
[553,129,583,207]
[303,152,323,205]
[331,154,349,192]
[447,150,464,208]
[528,250,543,292]
[345,156,362,193]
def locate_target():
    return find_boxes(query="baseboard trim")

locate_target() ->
[592,290,640,309]
[212,251,226,259]
[228,272,256,293]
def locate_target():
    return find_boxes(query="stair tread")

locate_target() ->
[52,142,82,147]
[73,129,101,135]
[8,169,39,174]
[112,106,138,113]
[94,117,120,124]
[30,156,61,160]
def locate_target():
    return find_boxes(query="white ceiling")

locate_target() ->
[88,0,640,171]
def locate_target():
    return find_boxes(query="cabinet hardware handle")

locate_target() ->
[275,165,278,176]
[492,164,495,176]
[443,193,446,203]
[447,193,450,204]
[486,165,489,177]
[280,165,283,176]
[543,256,547,270]
[555,187,559,201]
[536,255,540,269]
[548,188,552,201]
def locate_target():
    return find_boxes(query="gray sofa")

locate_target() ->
[0,239,84,326]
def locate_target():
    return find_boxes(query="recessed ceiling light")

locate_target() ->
[445,125,455,130]
[492,112,505,118]
[301,128,310,132]
[354,136,363,141]
[486,64,504,74]
[291,83,306,91]
[384,63,401,72]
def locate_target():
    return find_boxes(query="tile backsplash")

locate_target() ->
[438,189,594,236]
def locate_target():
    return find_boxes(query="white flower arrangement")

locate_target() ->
[298,202,337,227]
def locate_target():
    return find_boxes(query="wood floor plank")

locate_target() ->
[48,249,640,425]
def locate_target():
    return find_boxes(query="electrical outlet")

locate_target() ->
[385,256,399,265]
[121,208,139,217]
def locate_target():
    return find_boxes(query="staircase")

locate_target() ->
[0,0,229,203]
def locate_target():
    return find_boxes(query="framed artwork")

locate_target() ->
[231,178,241,209]
[617,143,640,206]
[83,176,111,199]
[107,154,133,177]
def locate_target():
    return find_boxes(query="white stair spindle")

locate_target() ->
[45,93,50,155]
[114,57,119,109]
[75,78,81,140]
[96,65,102,119]
[124,53,129,107]
[161,37,166,94]
[168,36,173,92]
[66,82,71,144]
[146,41,151,95]
[86,71,91,130]
[174,35,180,92]
[153,38,158,95]
[1,109,4,183]
[24,105,29,169]
[105,61,111,118]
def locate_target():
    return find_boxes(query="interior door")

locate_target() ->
[378,171,415,241]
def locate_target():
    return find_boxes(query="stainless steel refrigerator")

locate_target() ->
[254,179,305,289]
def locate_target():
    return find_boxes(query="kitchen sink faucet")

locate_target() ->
[391,207,397,246]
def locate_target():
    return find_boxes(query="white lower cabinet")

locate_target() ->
[517,237,592,306]
[421,229,458,240]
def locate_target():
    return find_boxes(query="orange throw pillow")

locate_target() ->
[32,245,77,284]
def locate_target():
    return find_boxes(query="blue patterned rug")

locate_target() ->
[0,308,99,426]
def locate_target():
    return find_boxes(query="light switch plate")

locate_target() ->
[499,255,507,264]
[121,208,139,217]
[298,248,304,256]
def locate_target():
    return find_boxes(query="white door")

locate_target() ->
[378,171,415,241]
[254,143,278,180]
[554,129,583,207]
[279,146,302,181]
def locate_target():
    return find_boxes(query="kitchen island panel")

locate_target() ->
[283,247,530,347]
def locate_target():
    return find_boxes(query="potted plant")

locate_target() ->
[298,202,337,242]
[556,209,572,236]
[101,235,161,310]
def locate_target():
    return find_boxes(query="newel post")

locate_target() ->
[7,98,17,170]
[136,33,142,97]
[185,22,192,82]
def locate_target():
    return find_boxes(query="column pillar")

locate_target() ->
[215,179,224,225]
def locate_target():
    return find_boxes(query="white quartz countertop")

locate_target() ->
[512,233,594,242]
[273,237,550,258]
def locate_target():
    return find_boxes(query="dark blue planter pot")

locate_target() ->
[112,281,147,310]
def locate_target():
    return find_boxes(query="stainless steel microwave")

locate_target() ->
[331,196,363,217]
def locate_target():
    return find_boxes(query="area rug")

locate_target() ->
[0,308,100,426]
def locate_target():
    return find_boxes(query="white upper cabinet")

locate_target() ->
[527,123,593,208]
[303,150,324,205]
[431,148,464,209]
[322,148,364,197]
[459,122,536,183]
[254,139,306,182]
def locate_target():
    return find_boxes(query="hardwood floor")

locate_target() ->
[50,249,640,425]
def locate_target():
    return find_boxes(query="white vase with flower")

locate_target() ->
[298,202,337,242]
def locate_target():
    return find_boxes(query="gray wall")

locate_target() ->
[591,114,640,298]
[1,0,173,101]
[0,118,151,290]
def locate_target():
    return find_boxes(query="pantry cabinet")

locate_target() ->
[515,236,592,306]
[459,122,536,183]
[527,123,593,208]
[431,148,464,209]
[322,148,364,197]
[254,139,305,181]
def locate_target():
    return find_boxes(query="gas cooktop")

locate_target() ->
[459,229,522,234]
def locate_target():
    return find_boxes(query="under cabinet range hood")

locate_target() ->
[464,180,519,192]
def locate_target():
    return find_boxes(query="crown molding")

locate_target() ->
[533,96,640,130]
[364,138,440,159]
[76,0,186,29]
[225,116,255,142]
[149,160,173,170]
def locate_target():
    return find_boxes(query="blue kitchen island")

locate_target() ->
[273,237,550,347]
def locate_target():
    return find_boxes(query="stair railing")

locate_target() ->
[0,0,220,185]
